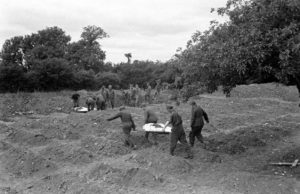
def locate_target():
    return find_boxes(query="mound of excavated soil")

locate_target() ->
[0,147,56,177]
[40,143,94,165]
[87,163,162,188]
[6,128,50,147]
[231,83,299,102]
[81,136,132,157]
[205,125,290,154]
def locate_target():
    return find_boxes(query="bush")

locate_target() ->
[95,72,121,88]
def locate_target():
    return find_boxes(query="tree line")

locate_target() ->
[0,25,181,92]
[1,0,300,97]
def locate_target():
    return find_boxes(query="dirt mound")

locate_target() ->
[6,129,50,146]
[0,147,56,177]
[231,83,299,102]
[41,127,80,140]
[87,163,162,188]
[205,125,290,154]
[40,144,94,165]
[128,151,193,175]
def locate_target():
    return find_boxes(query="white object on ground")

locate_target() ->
[143,123,172,133]
[74,107,88,113]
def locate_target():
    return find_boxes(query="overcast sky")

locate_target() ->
[0,0,228,63]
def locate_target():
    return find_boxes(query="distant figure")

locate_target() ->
[86,97,96,111]
[135,84,141,107]
[96,93,106,110]
[71,93,80,108]
[189,101,209,146]
[107,85,115,109]
[100,86,108,109]
[163,105,193,159]
[145,83,152,104]
[141,103,158,145]
[107,106,137,149]
[129,84,136,106]
[154,79,162,101]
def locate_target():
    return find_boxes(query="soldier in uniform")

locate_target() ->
[189,101,209,146]
[100,86,108,110]
[141,103,158,145]
[107,106,137,149]
[107,85,115,109]
[145,83,152,104]
[86,96,96,111]
[163,105,193,159]
[71,93,80,108]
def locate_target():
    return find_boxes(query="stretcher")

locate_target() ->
[73,107,88,113]
[142,123,172,133]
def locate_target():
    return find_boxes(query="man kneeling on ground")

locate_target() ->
[107,106,137,149]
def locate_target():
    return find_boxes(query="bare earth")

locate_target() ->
[0,84,299,194]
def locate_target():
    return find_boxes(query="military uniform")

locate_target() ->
[144,109,158,144]
[169,111,193,158]
[86,97,96,111]
[107,89,115,109]
[71,93,80,108]
[100,88,109,109]
[96,94,106,110]
[107,111,136,148]
[189,106,209,146]
[145,85,152,103]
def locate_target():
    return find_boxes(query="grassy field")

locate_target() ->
[0,83,299,194]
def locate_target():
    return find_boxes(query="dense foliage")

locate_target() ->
[0,0,299,97]
[178,0,300,95]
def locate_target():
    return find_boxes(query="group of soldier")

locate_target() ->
[71,85,115,111]
[107,101,209,159]
[120,82,162,107]
[71,81,209,159]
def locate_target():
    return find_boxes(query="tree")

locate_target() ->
[124,53,132,64]
[66,25,109,73]
[179,0,300,97]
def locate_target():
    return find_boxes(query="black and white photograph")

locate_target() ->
[0,0,299,193]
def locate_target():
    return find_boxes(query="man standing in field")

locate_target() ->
[96,93,106,110]
[135,84,141,107]
[107,106,137,149]
[145,83,152,104]
[100,86,108,110]
[141,103,158,145]
[71,93,80,108]
[163,105,193,159]
[107,85,115,109]
[129,84,136,106]
[189,101,209,146]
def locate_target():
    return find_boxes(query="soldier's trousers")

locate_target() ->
[170,130,192,157]
[123,125,135,148]
[107,99,114,109]
[189,126,204,146]
[73,100,79,108]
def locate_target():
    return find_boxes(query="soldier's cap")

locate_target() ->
[119,106,126,111]
[189,101,196,106]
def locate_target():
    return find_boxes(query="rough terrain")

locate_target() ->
[0,83,299,194]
